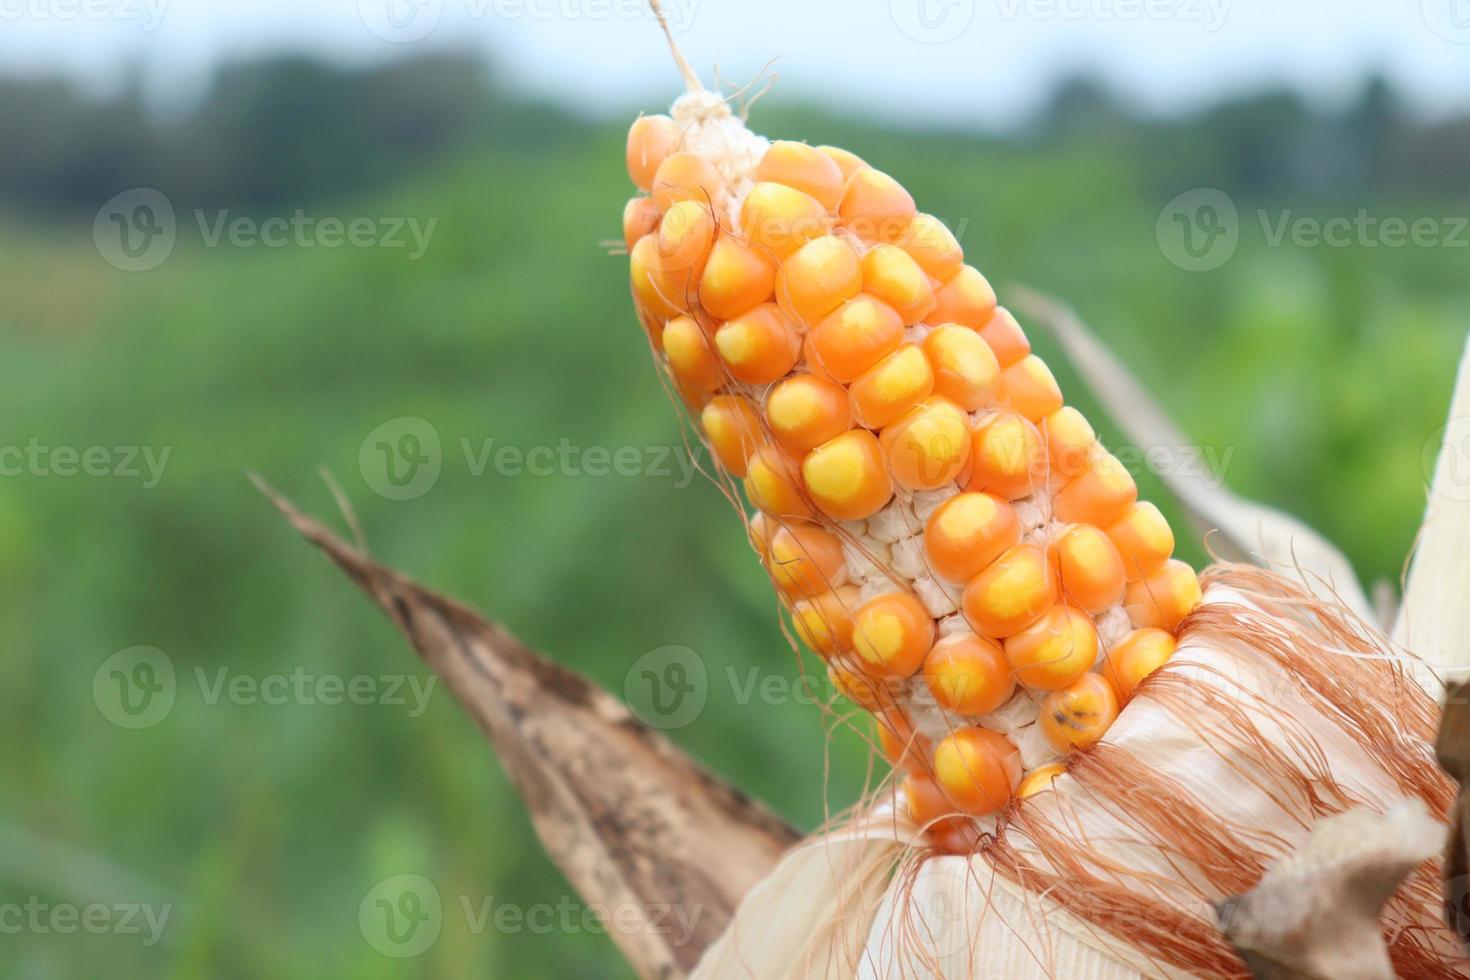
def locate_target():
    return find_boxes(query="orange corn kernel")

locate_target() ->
[1016,762,1066,800]
[933,728,1019,815]
[839,169,917,243]
[851,592,934,679]
[923,491,1020,584]
[880,398,971,491]
[801,429,894,522]
[699,234,777,320]
[806,294,905,382]
[965,411,1048,501]
[961,543,1058,638]
[768,524,847,598]
[1124,560,1201,632]
[792,585,861,659]
[828,660,889,710]
[817,145,869,182]
[657,199,717,276]
[922,323,999,411]
[754,140,846,211]
[765,374,852,452]
[1042,407,1096,479]
[1039,673,1119,753]
[744,445,813,519]
[663,315,723,391]
[1054,454,1138,527]
[995,355,1064,422]
[1105,502,1175,581]
[1051,524,1127,614]
[775,235,862,326]
[861,244,937,325]
[928,265,996,329]
[700,395,762,477]
[714,303,801,384]
[1103,627,1177,702]
[1003,605,1097,691]
[903,773,969,843]
[623,196,661,250]
[747,512,774,557]
[923,632,1015,716]
[877,709,932,774]
[626,114,679,191]
[629,234,680,321]
[977,307,1031,368]
[651,150,724,211]
[741,181,830,259]
[850,344,935,429]
[899,213,964,282]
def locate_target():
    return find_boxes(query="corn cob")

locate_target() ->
[621,61,1200,851]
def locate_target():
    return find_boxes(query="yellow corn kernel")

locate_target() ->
[744,444,812,519]
[793,585,860,658]
[933,727,1019,815]
[817,144,869,183]
[805,294,905,383]
[801,429,894,521]
[625,114,679,191]
[754,140,846,211]
[699,234,776,320]
[851,592,934,678]
[880,398,971,491]
[662,315,722,391]
[741,181,830,259]
[1016,762,1066,800]
[1039,673,1119,753]
[839,169,917,243]
[977,307,1031,368]
[714,302,801,384]
[1051,524,1127,614]
[929,265,996,329]
[849,344,935,429]
[1103,627,1177,702]
[623,196,661,250]
[877,708,932,774]
[922,323,999,411]
[961,543,1057,638]
[629,234,680,321]
[861,244,937,325]
[655,199,717,312]
[747,512,774,558]
[765,374,852,452]
[1003,605,1097,691]
[1042,406,1096,479]
[775,235,862,326]
[965,411,1048,501]
[700,395,761,477]
[1124,559,1201,632]
[768,524,847,598]
[1105,502,1175,581]
[923,632,1015,716]
[899,213,964,282]
[828,659,896,710]
[995,354,1064,422]
[651,150,725,211]
[923,491,1020,584]
[1054,454,1138,528]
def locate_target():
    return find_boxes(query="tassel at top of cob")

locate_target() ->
[621,16,1202,854]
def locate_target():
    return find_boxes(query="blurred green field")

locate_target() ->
[2,76,1468,978]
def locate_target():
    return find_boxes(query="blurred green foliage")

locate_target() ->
[1,53,1467,979]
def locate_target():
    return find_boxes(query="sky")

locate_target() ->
[2,0,1469,126]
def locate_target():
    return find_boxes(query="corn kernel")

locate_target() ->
[651,150,724,212]
[801,429,893,521]
[1054,454,1138,527]
[1051,524,1127,614]
[923,491,1020,584]
[922,323,999,411]
[741,181,830,259]
[1039,673,1119,753]
[877,709,932,774]
[839,169,917,243]
[923,632,1015,716]
[933,728,1019,815]
[747,512,774,557]
[699,234,776,320]
[995,355,1064,422]
[828,659,896,710]
[623,196,661,250]
[806,294,905,383]
[700,395,762,477]
[793,585,860,658]
[817,145,869,182]
[1042,407,1096,479]
[626,114,679,191]
[880,398,971,491]
[754,140,846,212]
[899,213,964,282]
[965,411,1048,501]
[977,307,1031,368]
[929,265,996,329]
[768,523,847,598]
[861,244,937,325]
[850,344,935,429]
[663,315,723,391]
[1003,605,1097,690]
[654,199,717,313]
[851,592,934,678]
[714,302,800,384]
[1105,502,1175,581]
[765,374,852,452]
[744,444,813,519]
[1103,627,1177,702]
[1016,762,1066,800]
[961,543,1058,638]
[629,234,680,321]
[775,236,861,326]
[1124,559,1201,632]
